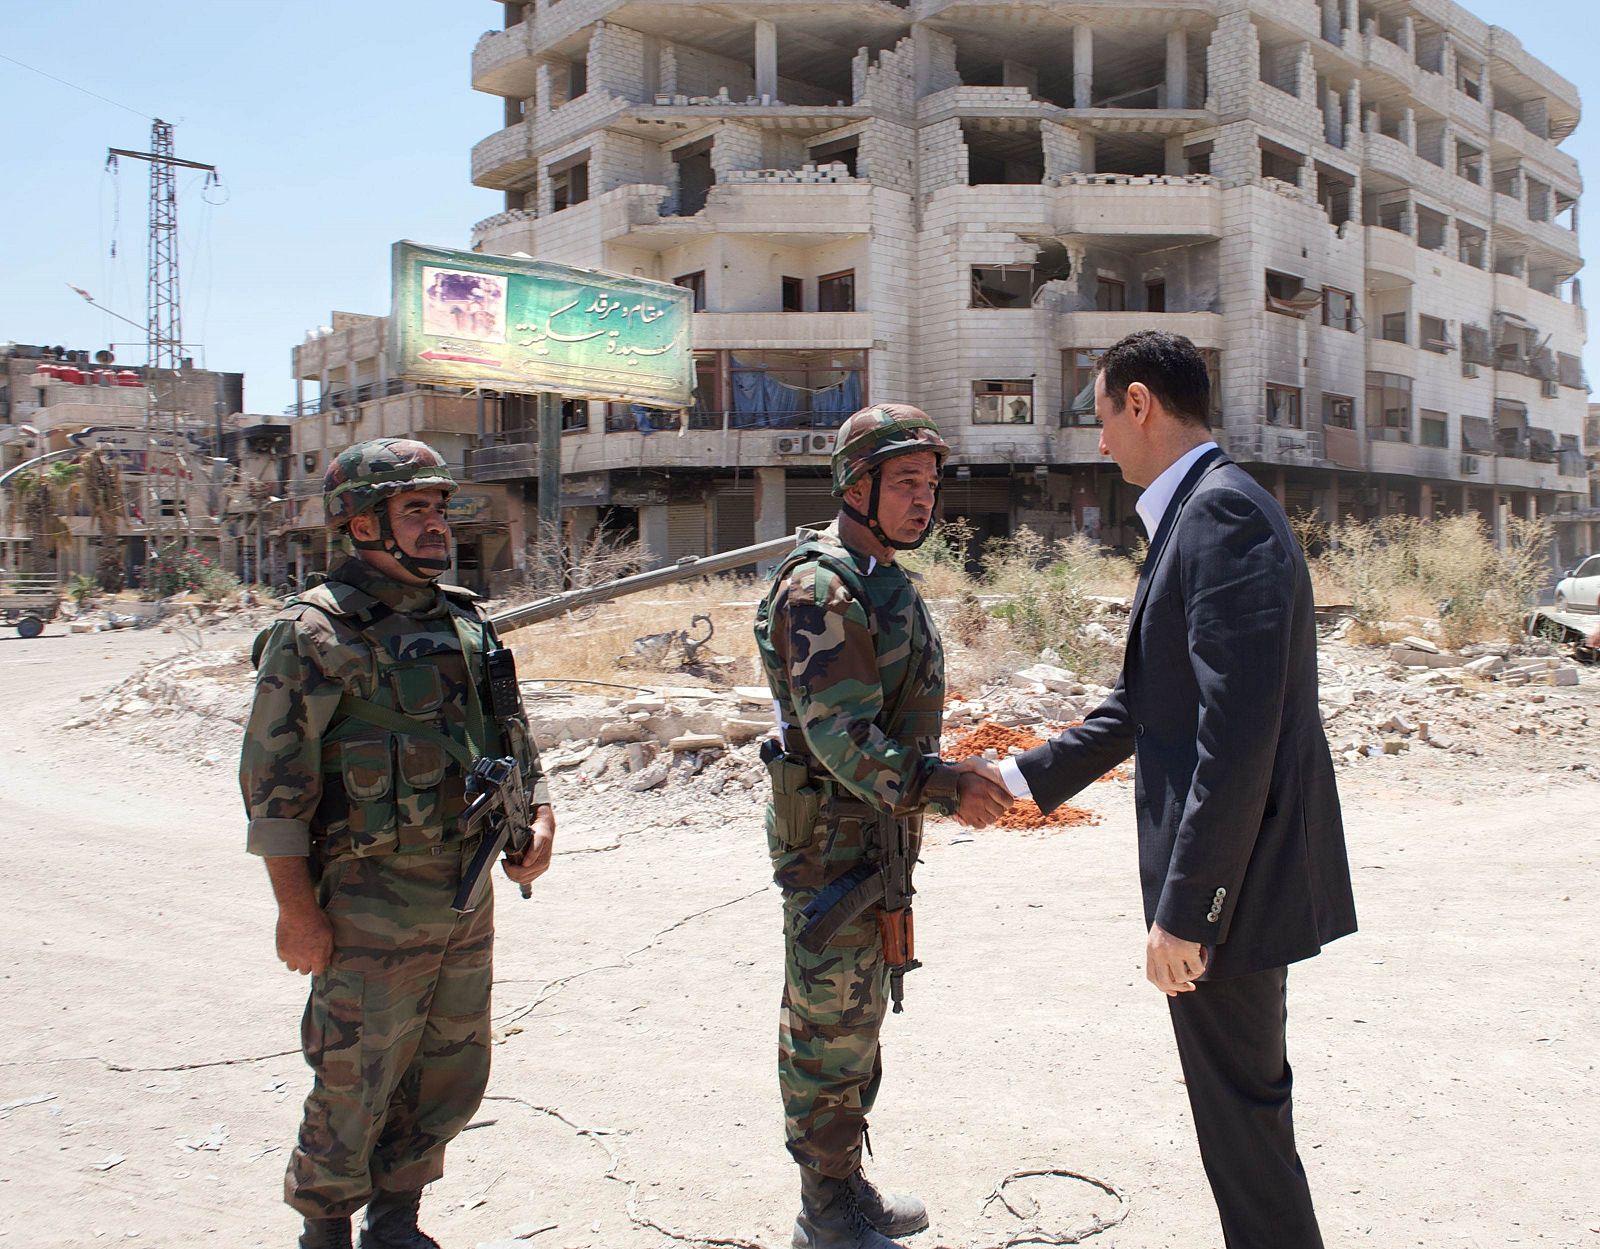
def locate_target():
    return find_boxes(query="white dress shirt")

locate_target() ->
[995,440,1218,801]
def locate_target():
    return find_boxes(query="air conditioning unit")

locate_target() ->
[806,432,837,454]
[1541,378,1559,398]
[774,434,804,455]
[330,409,346,424]
[1460,454,1480,475]
[1462,362,1480,378]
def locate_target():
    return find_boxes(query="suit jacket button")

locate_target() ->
[1206,911,1220,923]
[1213,887,1227,902]
[1136,724,1146,738]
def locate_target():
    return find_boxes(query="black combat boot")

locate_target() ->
[793,1166,902,1249]
[847,1168,928,1238]
[358,1190,441,1249]
[298,1217,352,1249]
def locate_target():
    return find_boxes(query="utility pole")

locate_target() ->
[107,120,217,578]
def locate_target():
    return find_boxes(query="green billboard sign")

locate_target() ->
[388,241,692,407]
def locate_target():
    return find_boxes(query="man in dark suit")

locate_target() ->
[964,330,1357,1248]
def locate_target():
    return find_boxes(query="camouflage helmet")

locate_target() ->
[831,403,949,495]
[323,438,457,528]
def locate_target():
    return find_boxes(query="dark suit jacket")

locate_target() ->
[1017,449,1357,978]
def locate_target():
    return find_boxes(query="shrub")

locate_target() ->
[144,546,241,602]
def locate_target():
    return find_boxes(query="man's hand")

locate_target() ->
[504,803,555,889]
[1146,922,1206,996]
[276,903,334,977]
[951,757,1012,828]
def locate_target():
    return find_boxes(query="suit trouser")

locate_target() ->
[286,846,495,1220]
[1166,965,1324,1249]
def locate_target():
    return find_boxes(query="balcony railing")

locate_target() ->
[465,442,537,481]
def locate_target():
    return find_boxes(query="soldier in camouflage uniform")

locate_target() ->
[753,405,1011,1249]
[241,438,555,1249]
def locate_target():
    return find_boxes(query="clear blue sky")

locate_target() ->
[1,0,1594,415]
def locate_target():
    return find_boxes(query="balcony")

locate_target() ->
[466,442,537,482]
[1365,225,1418,284]
[471,26,538,98]
[692,312,872,351]
[1368,440,1455,480]
[612,179,873,250]
[1045,175,1221,237]
[1489,111,1580,185]
[471,121,537,190]
[1053,310,1223,350]
[1226,424,1325,467]
[1367,337,1416,375]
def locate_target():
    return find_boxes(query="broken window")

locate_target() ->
[1095,278,1126,312]
[963,122,1043,185]
[1494,399,1529,457]
[1265,384,1302,428]
[1323,287,1355,332]
[1460,415,1494,453]
[560,399,590,432]
[1460,324,1493,366]
[1260,140,1303,186]
[1419,409,1448,447]
[1559,352,1585,389]
[1265,270,1316,317]
[971,266,1039,309]
[1063,349,1105,424]
[1456,55,1483,100]
[1316,164,1354,228]
[1366,372,1413,442]
[972,379,1034,425]
[672,139,714,217]
[1417,207,1448,252]
[818,270,855,312]
[674,270,706,312]
[782,276,803,312]
[1322,393,1355,429]
[809,135,859,178]
[1419,315,1452,353]
[1458,223,1487,269]
[550,156,589,211]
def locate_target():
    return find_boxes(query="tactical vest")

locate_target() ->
[755,533,945,767]
[262,577,502,861]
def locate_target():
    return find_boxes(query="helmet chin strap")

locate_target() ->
[840,468,941,552]
[349,507,451,581]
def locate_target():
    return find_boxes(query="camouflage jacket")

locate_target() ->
[754,521,954,815]
[240,558,547,860]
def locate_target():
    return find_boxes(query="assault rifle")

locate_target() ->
[796,802,921,1012]
[451,756,533,914]
[451,644,537,914]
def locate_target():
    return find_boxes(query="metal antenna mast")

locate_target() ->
[106,120,217,569]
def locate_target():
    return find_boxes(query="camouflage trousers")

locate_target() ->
[286,842,494,1220]
[768,796,920,1178]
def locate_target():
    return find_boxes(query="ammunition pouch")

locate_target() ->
[761,737,823,850]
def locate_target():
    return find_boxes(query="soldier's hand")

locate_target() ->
[953,760,1012,828]
[504,804,555,888]
[276,903,334,976]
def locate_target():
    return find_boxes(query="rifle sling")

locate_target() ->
[797,863,886,954]
[333,693,479,771]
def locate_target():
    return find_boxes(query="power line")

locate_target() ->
[0,51,153,120]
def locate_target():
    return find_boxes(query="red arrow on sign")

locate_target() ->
[418,349,502,366]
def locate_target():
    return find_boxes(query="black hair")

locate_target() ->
[1095,330,1211,427]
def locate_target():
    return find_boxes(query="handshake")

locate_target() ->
[948,756,1014,828]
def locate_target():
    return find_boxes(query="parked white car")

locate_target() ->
[1554,554,1600,613]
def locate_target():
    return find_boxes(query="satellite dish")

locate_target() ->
[95,349,115,364]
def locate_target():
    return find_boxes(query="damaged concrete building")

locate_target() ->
[459,0,1588,565]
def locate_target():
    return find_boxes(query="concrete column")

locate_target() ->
[1401,107,1416,150]
[1525,493,1538,522]
[1324,472,1340,523]
[1073,26,1094,109]
[1002,59,1038,96]
[1273,469,1287,509]
[1164,136,1186,176]
[1165,31,1188,109]
[1419,483,1434,520]
[1342,0,1358,40]
[1398,14,1414,52]
[639,502,671,568]
[755,20,778,102]
[754,466,787,573]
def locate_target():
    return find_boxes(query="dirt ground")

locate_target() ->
[1,621,1597,1249]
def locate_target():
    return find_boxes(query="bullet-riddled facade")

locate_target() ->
[465,0,1587,565]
